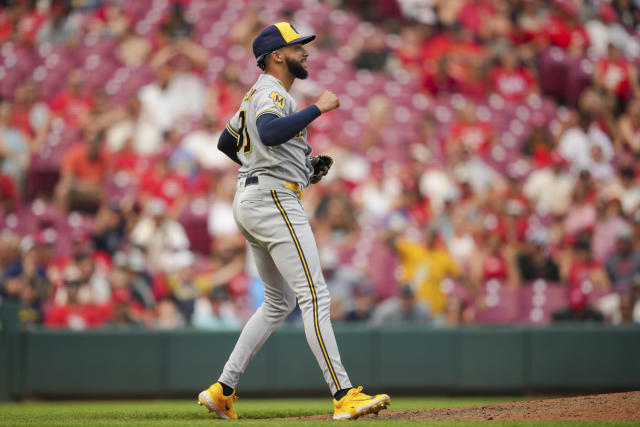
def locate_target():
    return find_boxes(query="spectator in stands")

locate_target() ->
[387,229,463,316]
[354,26,394,73]
[36,1,81,46]
[207,172,244,258]
[552,286,604,323]
[117,26,152,67]
[564,185,597,237]
[10,79,50,154]
[48,69,94,128]
[562,234,610,296]
[603,167,640,216]
[344,284,376,323]
[54,127,109,214]
[585,2,639,59]
[605,225,640,291]
[139,146,187,213]
[105,253,140,329]
[0,173,18,213]
[91,202,126,257]
[2,235,50,315]
[612,0,640,29]
[592,198,627,262]
[445,207,476,269]
[369,285,430,325]
[159,2,192,42]
[228,4,261,47]
[192,285,240,330]
[490,48,538,102]
[0,98,29,191]
[46,249,112,330]
[130,198,192,274]
[513,0,545,50]
[523,153,573,216]
[445,102,495,156]
[181,115,231,171]
[458,0,512,42]
[166,251,198,322]
[558,90,614,175]
[521,125,555,169]
[469,229,519,291]
[394,25,427,78]
[594,43,640,114]
[450,146,501,196]
[45,279,107,330]
[138,40,209,149]
[86,0,129,39]
[154,298,185,329]
[517,230,561,282]
[543,1,590,54]
[443,294,475,327]
[617,99,640,155]
[315,192,359,248]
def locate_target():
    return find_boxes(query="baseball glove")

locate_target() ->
[310,154,333,184]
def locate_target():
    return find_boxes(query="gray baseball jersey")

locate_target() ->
[226,74,313,187]
[216,73,352,395]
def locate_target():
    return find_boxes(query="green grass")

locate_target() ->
[0,397,635,427]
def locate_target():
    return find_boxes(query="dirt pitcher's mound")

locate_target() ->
[293,391,640,421]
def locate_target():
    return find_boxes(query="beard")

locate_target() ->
[285,57,308,79]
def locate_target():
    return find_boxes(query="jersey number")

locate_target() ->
[236,110,251,154]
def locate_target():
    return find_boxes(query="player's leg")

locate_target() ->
[267,190,352,394]
[268,190,390,420]
[199,191,296,419]
[218,238,296,388]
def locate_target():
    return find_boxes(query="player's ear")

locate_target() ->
[271,49,285,65]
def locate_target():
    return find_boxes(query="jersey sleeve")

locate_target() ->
[226,110,241,139]
[254,88,288,120]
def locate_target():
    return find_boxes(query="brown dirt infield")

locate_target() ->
[291,391,640,421]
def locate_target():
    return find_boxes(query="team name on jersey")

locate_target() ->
[243,88,257,102]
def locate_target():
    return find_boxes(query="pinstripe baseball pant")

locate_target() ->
[218,177,352,394]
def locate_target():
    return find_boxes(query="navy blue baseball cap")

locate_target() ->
[253,22,316,67]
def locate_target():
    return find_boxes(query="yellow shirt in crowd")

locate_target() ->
[395,238,461,314]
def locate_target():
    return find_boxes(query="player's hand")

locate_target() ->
[315,90,340,113]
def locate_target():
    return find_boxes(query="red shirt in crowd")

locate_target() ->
[449,120,494,154]
[45,302,112,329]
[110,150,151,176]
[62,143,110,183]
[0,173,18,210]
[490,66,536,101]
[10,105,35,138]
[49,91,94,127]
[139,166,187,208]
[483,253,508,281]
[458,1,497,36]
[597,58,632,98]
[17,9,46,45]
[568,259,602,290]
[543,14,589,49]
[0,11,13,43]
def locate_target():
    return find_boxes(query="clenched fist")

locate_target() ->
[315,90,340,113]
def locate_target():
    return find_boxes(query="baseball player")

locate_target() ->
[197,22,390,420]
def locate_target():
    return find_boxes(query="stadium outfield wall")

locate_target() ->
[1,304,639,401]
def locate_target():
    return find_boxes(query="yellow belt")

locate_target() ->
[284,181,304,199]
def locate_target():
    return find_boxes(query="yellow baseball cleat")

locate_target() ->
[198,382,238,420]
[332,386,390,420]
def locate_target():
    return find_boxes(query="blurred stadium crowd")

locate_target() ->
[1,0,640,330]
